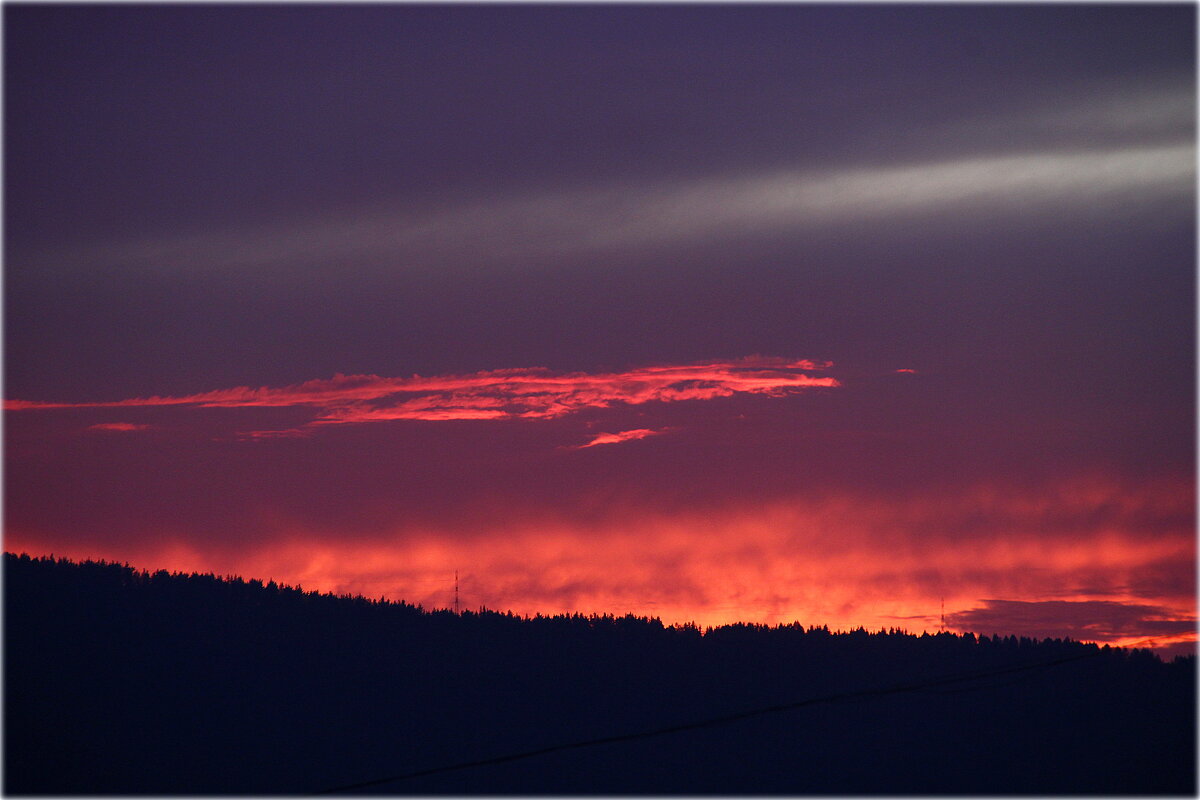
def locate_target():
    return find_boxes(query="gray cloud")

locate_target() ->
[22,77,1193,281]
[31,140,1191,279]
[928,81,1194,150]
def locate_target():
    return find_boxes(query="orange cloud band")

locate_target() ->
[9,475,1191,652]
[5,357,838,427]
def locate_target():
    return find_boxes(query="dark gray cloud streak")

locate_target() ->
[948,599,1196,642]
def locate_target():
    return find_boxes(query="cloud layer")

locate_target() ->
[8,474,1192,653]
[22,83,1194,279]
[7,358,839,432]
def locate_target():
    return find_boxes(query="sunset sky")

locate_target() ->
[5,5,1195,656]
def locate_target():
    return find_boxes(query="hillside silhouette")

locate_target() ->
[5,553,1195,794]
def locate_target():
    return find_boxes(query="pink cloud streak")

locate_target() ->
[577,428,665,449]
[7,357,839,428]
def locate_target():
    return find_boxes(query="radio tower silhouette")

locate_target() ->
[454,570,460,616]
[940,597,945,632]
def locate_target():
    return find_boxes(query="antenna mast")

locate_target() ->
[940,597,945,632]
[454,570,460,616]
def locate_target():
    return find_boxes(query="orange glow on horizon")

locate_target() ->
[8,475,1192,654]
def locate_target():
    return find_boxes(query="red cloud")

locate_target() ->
[87,422,150,433]
[6,358,839,429]
[234,428,312,441]
[577,428,665,449]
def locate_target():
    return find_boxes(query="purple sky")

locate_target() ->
[5,4,1195,655]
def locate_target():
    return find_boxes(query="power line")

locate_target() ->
[314,640,1144,795]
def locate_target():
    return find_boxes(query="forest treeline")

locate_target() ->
[5,552,1195,795]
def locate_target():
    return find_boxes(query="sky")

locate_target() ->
[4,4,1196,656]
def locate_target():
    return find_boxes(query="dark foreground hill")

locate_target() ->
[5,553,1195,795]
